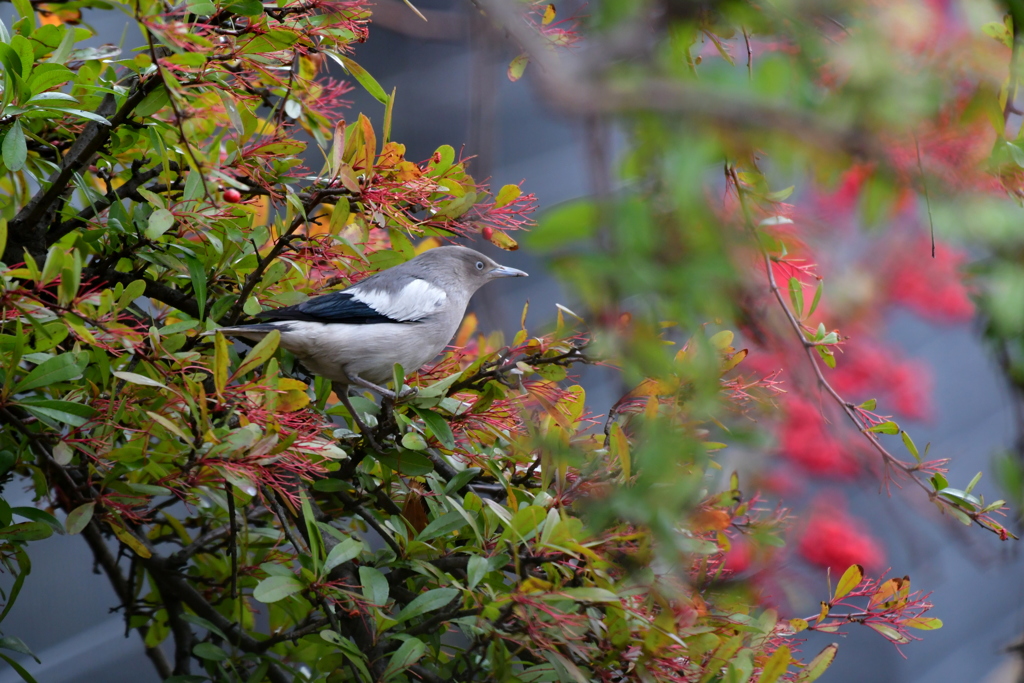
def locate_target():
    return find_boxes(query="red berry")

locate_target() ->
[223,189,242,203]
[482,226,494,241]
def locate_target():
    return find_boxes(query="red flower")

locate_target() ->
[722,538,753,574]
[829,341,933,421]
[885,238,974,322]
[798,505,885,573]
[778,396,859,477]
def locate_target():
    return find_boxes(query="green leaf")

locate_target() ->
[145,208,175,240]
[467,555,488,589]
[417,511,469,541]
[231,329,280,380]
[0,636,37,661]
[0,652,39,683]
[16,399,95,427]
[382,637,426,681]
[3,120,26,172]
[336,54,388,104]
[329,198,350,233]
[117,280,147,310]
[42,108,111,126]
[27,64,73,95]
[808,280,823,317]
[185,0,216,14]
[0,522,53,542]
[321,631,373,681]
[14,353,85,391]
[11,507,63,535]
[544,651,589,683]
[253,575,304,603]
[39,245,63,286]
[181,614,230,642]
[401,431,427,450]
[866,421,899,435]
[359,566,389,607]
[503,505,546,543]
[64,502,95,535]
[900,431,920,461]
[444,467,481,494]
[494,184,522,208]
[112,371,167,389]
[323,538,363,574]
[507,53,529,81]
[193,642,228,661]
[213,332,228,395]
[226,0,263,15]
[135,87,169,117]
[412,407,456,449]
[372,449,433,476]
[416,371,463,398]
[788,277,804,318]
[185,256,207,320]
[393,587,459,623]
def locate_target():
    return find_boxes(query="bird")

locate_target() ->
[215,245,527,412]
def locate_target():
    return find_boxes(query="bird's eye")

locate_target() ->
[475,261,484,270]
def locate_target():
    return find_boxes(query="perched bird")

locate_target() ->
[216,245,527,402]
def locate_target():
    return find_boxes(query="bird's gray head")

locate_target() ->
[414,246,527,292]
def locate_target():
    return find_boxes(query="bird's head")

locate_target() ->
[419,246,528,292]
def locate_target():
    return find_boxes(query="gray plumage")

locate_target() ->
[216,246,527,397]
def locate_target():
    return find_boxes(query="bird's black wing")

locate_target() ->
[257,291,411,325]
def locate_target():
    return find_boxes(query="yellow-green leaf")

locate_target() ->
[795,644,837,682]
[833,564,863,601]
[757,645,791,683]
[231,329,280,380]
[65,502,94,534]
[214,332,229,395]
[110,523,152,558]
[508,53,529,81]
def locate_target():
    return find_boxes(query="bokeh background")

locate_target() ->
[2,1,1024,681]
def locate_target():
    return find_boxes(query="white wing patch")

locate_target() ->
[350,279,447,322]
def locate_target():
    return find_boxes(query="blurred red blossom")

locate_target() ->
[778,396,860,477]
[884,238,975,322]
[722,537,753,574]
[798,502,886,573]
[829,341,934,421]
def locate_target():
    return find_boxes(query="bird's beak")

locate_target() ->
[490,264,528,278]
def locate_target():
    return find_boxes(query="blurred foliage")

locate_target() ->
[0,0,1018,681]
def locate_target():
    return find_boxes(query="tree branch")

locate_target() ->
[4,72,163,264]
[469,0,884,162]
[49,163,169,244]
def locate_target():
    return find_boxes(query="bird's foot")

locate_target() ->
[350,375,417,402]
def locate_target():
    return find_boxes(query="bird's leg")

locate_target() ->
[349,374,417,400]
[333,382,383,452]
